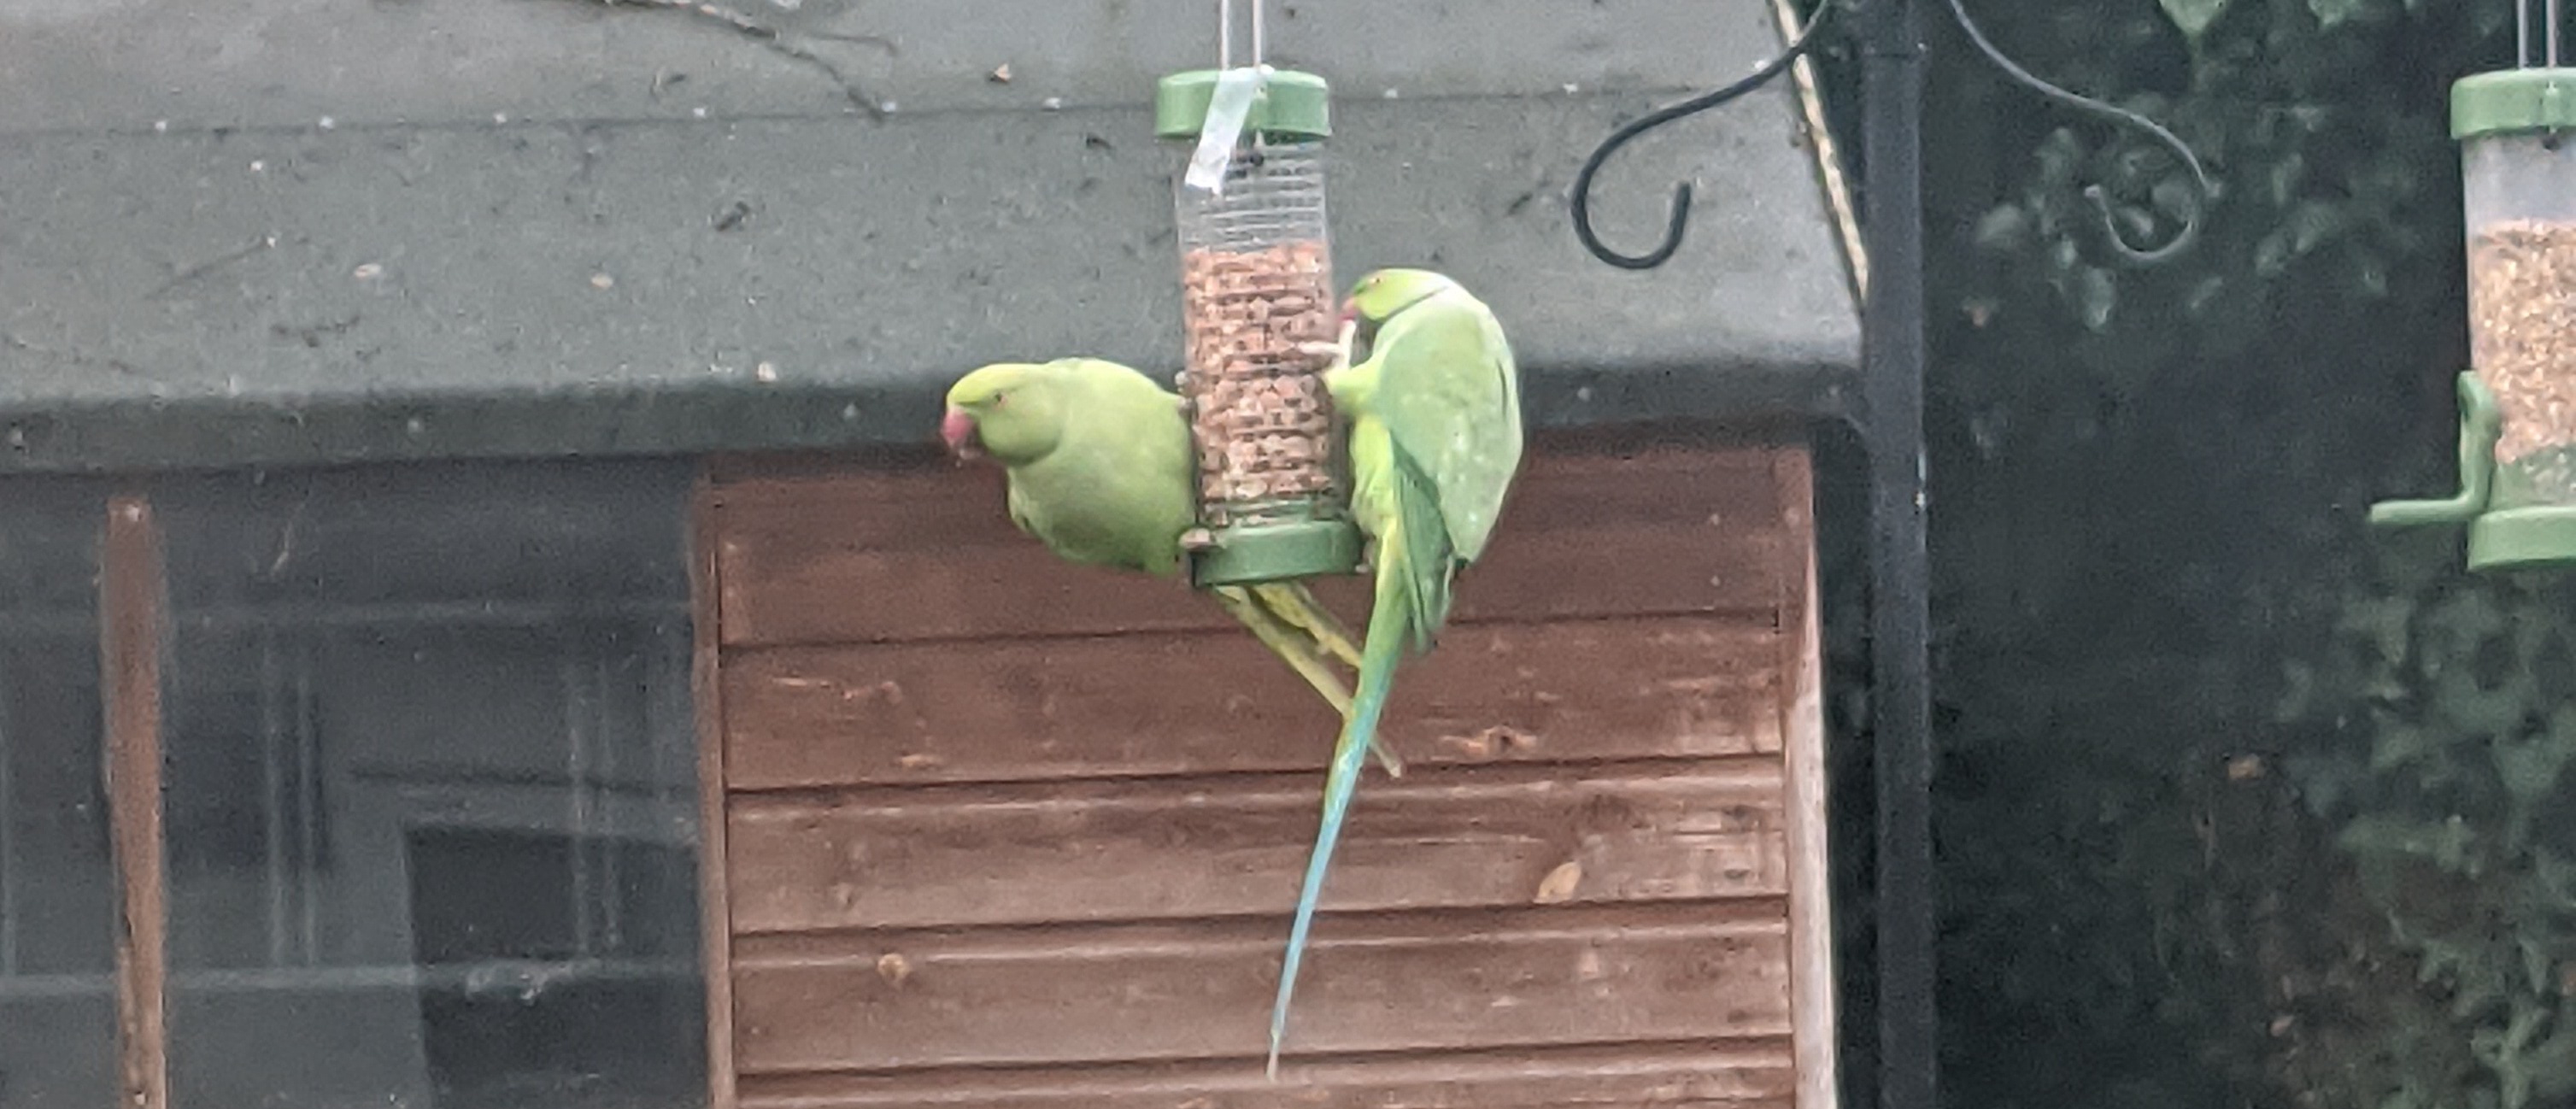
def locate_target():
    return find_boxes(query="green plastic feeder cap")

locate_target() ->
[2453,67,2576,140]
[1188,514,1364,589]
[1155,68,1331,141]
[2368,372,2576,572]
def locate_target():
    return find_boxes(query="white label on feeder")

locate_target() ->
[1186,65,1270,195]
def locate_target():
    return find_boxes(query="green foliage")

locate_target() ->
[1804,0,2576,1105]
[2275,550,2576,1108]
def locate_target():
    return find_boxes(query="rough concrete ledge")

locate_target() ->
[0,0,1859,474]
[0,90,1857,474]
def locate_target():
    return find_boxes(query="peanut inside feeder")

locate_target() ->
[2467,147,2576,502]
[1182,242,1335,517]
[1157,67,1362,587]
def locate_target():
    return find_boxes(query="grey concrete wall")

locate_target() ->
[0,0,1859,472]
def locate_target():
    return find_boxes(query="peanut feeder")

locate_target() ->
[1155,55,1363,588]
[2372,0,2576,572]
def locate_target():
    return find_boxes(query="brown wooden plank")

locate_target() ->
[724,615,1785,789]
[727,759,1788,934]
[712,445,1792,647]
[731,904,1791,1072]
[688,472,741,1109]
[1775,446,1840,1109]
[737,1040,1795,1108]
[101,495,169,1109]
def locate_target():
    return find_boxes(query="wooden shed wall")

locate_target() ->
[690,437,1835,1108]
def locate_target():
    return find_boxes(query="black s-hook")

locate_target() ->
[1942,0,2211,267]
[1570,3,1834,269]
[1570,0,2214,271]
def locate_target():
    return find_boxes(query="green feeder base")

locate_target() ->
[2370,370,2576,572]
[2467,506,2576,572]
[1188,516,1364,589]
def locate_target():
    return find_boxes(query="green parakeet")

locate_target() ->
[939,356,1402,775]
[1265,269,1523,1077]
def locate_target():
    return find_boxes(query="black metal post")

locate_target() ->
[1570,5,2209,1109]
[1858,2,1935,1109]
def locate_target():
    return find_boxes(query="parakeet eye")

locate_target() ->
[989,391,1008,408]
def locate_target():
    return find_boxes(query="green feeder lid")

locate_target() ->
[1155,67,1331,141]
[2452,67,2576,140]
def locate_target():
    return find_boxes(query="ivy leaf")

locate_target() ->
[2308,0,2371,28]
[1973,204,2031,253]
[2532,847,2576,908]
[2369,721,2433,772]
[2338,813,2479,877]
[2268,151,2308,208]
[2288,199,2345,255]
[2151,176,2201,222]
[2157,0,2230,38]
[2182,274,2227,318]
[2074,266,2118,332]
[2255,229,2295,277]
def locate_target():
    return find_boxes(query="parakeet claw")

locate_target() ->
[1178,527,1217,551]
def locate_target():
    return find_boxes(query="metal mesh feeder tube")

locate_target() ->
[1156,67,1362,588]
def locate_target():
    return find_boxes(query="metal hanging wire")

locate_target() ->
[2519,0,2562,69]
[1217,0,1268,69]
[1570,0,2216,271]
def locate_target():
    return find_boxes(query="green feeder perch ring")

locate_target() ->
[1182,510,1365,590]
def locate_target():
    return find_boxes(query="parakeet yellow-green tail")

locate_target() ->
[1266,269,1523,1077]
[939,357,1400,775]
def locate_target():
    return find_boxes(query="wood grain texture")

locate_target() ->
[1776,447,1842,1109]
[736,1040,1795,1108]
[690,472,742,1109]
[731,904,1791,1073]
[710,445,1791,648]
[724,616,1785,790]
[699,438,1830,1102]
[726,760,1788,933]
[102,494,170,1109]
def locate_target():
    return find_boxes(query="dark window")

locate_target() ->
[150,459,706,1109]
[0,480,120,1109]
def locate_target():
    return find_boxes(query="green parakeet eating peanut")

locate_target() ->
[1265,269,1523,1077]
[939,357,1402,775]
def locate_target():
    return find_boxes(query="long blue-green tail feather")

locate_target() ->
[1265,540,1414,1079]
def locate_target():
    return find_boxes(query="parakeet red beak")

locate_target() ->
[940,406,983,461]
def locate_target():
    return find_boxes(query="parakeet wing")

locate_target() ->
[1369,286,1523,563]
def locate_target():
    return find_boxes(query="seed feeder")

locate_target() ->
[1155,0,1363,589]
[2374,0,2576,571]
